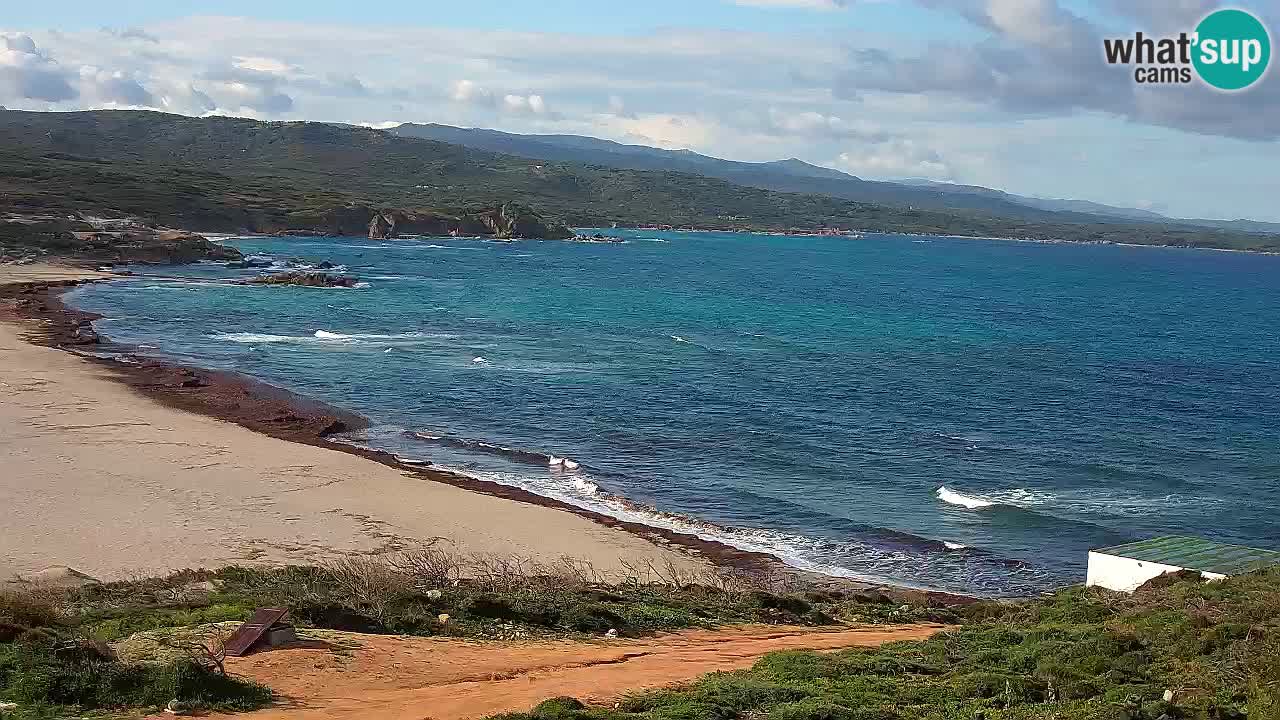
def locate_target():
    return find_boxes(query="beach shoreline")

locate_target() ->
[1,264,976,603]
[2,264,983,603]
[0,265,710,585]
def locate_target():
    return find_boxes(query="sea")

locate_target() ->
[64,230,1280,597]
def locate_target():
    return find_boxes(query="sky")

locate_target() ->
[2,0,1279,221]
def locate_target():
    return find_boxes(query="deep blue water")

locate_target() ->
[66,230,1280,596]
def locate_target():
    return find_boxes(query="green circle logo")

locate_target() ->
[1193,9,1271,91]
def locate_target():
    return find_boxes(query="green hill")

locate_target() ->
[1,109,1276,251]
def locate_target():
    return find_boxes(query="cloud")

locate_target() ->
[840,0,1280,140]
[203,63,294,113]
[503,93,548,114]
[834,138,952,179]
[763,107,890,141]
[451,78,493,105]
[233,56,297,75]
[0,33,78,102]
[451,79,552,116]
[78,66,155,106]
[101,27,159,43]
[606,93,636,118]
[160,84,217,114]
[598,112,719,148]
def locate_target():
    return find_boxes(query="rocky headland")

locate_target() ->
[1,215,241,265]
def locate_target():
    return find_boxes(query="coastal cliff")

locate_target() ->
[273,204,573,240]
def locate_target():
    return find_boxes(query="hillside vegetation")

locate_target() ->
[499,569,1280,720]
[1,110,1276,251]
[0,552,952,718]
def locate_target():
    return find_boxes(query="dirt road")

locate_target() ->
[206,624,947,720]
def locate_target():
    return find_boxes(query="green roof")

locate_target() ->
[1094,536,1280,576]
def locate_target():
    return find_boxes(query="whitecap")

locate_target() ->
[943,541,968,550]
[562,459,581,471]
[212,332,298,343]
[936,486,995,509]
[670,335,688,343]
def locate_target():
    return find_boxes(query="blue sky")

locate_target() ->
[3,0,1279,221]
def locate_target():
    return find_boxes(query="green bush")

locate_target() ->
[531,696,587,718]
[0,641,271,712]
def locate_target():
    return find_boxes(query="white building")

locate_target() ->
[1087,535,1280,593]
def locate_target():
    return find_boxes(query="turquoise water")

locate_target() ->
[67,230,1280,596]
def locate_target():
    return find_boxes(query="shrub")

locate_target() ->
[531,697,587,718]
[0,593,62,631]
[559,604,624,634]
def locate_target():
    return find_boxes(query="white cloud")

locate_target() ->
[451,78,493,105]
[835,138,952,179]
[78,66,155,106]
[0,33,77,102]
[596,112,719,148]
[233,56,297,76]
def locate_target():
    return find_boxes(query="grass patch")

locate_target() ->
[491,569,1280,720]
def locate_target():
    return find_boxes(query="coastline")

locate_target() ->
[1,265,975,603]
[0,265,707,585]
[609,226,1280,255]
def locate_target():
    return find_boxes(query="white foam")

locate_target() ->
[430,463,945,591]
[314,330,430,340]
[562,459,580,471]
[936,486,994,509]
[670,335,688,343]
[212,330,443,346]
[212,332,298,343]
[943,541,968,550]
[473,356,489,364]
[548,455,564,466]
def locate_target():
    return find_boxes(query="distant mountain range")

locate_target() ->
[394,123,1280,235]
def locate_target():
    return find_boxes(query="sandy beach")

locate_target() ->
[0,264,706,584]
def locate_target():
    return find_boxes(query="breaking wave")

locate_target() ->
[937,486,995,509]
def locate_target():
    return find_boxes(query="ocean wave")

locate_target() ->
[421,463,1042,595]
[937,486,995,509]
[211,330,450,345]
[331,429,1046,595]
[404,431,554,466]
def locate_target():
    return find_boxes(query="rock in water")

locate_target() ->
[241,271,360,288]
[369,213,396,239]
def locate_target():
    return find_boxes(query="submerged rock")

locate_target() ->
[241,271,359,288]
